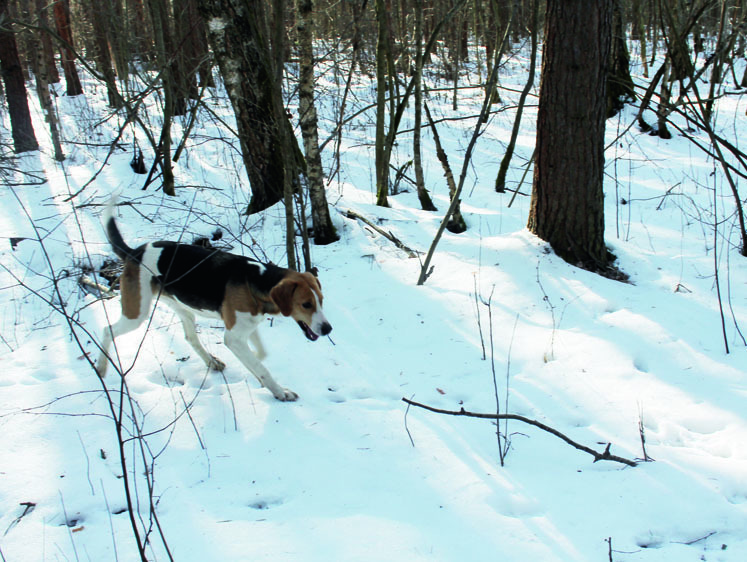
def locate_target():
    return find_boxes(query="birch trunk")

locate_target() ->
[295,0,338,244]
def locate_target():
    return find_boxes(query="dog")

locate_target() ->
[96,206,331,401]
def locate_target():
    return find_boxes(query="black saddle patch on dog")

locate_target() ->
[152,242,286,312]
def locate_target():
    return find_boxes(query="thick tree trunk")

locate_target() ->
[86,0,120,107]
[295,0,338,245]
[527,0,613,273]
[52,0,83,96]
[0,0,39,153]
[197,0,296,214]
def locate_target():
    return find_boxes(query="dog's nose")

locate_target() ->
[320,322,332,336]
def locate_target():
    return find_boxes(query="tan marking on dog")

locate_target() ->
[221,284,264,330]
[120,261,142,319]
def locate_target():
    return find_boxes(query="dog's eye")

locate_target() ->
[302,302,313,310]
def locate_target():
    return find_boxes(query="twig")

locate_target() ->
[344,209,419,258]
[100,480,120,562]
[675,531,717,545]
[637,406,654,462]
[401,398,637,467]
[179,392,207,450]
[59,491,81,562]
[77,431,95,495]
[403,395,416,447]
[3,502,36,537]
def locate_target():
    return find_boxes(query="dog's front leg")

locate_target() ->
[224,329,298,401]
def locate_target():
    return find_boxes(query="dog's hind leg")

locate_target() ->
[96,261,152,377]
[96,316,146,377]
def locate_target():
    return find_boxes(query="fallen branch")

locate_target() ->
[402,397,637,467]
[78,275,117,299]
[344,209,419,258]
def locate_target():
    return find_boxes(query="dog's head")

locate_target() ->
[270,272,332,341]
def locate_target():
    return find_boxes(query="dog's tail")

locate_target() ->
[104,196,138,261]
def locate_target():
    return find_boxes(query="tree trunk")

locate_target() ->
[197,0,298,214]
[295,0,338,245]
[656,60,672,139]
[0,0,39,153]
[495,0,535,193]
[127,0,151,60]
[36,0,60,83]
[147,0,187,116]
[527,0,615,275]
[413,0,437,211]
[607,0,635,117]
[631,0,648,78]
[374,0,391,207]
[52,0,83,96]
[175,0,213,90]
[30,4,64,160]
[86,0,120,107]
[146,0,177,195]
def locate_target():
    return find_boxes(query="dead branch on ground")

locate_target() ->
[344,209,419,258]
[402,397,637,467]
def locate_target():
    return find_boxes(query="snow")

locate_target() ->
[1,43,746,562]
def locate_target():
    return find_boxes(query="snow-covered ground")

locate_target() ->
[1,43,746,561]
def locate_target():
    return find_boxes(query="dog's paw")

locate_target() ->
[208,356,226,372]
[274,388,299,402]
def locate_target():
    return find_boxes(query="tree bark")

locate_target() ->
[29,3,64,160]
[295,0,338,245]
[495,0,535,193]
[36,0,60,83]
[607,0,635,117]
[0,0,39,153]
[174,0,213,91]
[146,0,177,195]
[86,0,120,107]
[52,0,83,96]
[413,0,437,212]
[374,0,391,207]
[527,0,615,274]
[197,0,299,214]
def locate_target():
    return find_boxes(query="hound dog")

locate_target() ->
[96,207,331,401]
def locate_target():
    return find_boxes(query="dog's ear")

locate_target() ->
[302,271,321,290]
[270,279,297,316]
